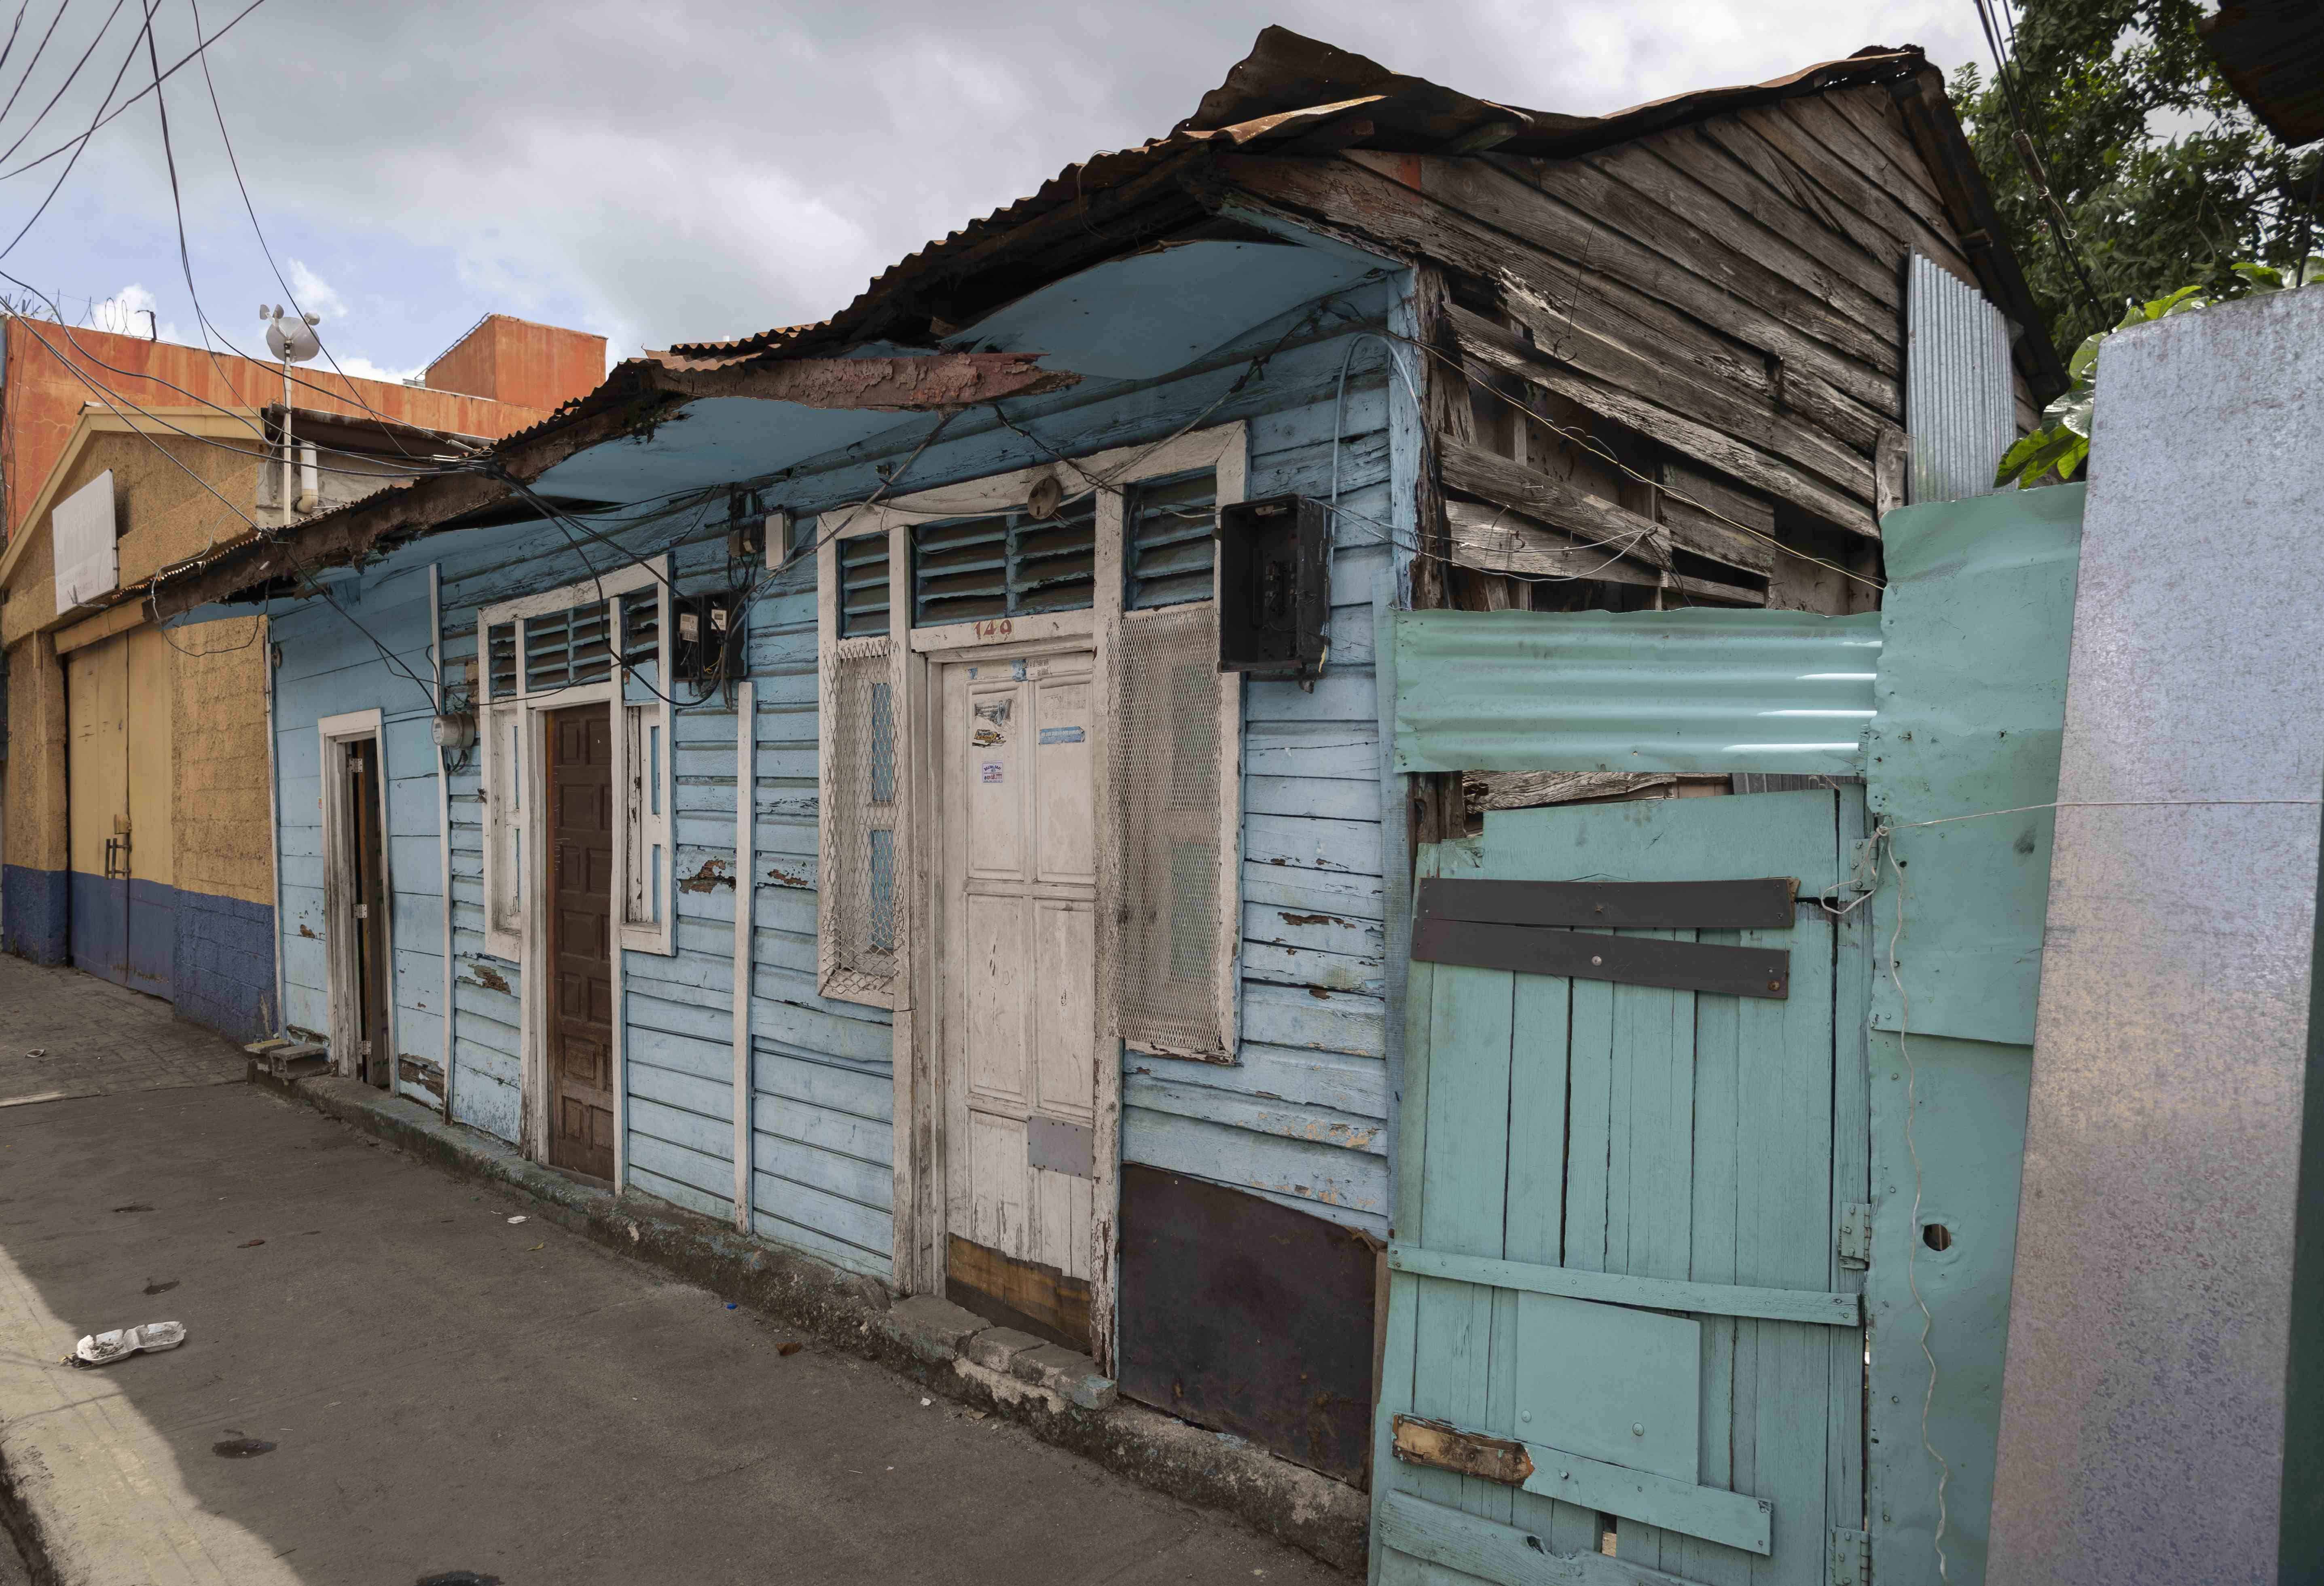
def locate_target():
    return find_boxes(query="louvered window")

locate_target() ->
[839,533,890,637]
[910,496,1096,628]
[621,588,660,667]
[487,622,517,700]
[477,556,675,962]
[1125,471,1217,609]
[817,425,1243,1040]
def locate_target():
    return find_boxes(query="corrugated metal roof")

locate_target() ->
[1393,607,1882,777]
[659,32,1933,363]
[2201,0,2324,146]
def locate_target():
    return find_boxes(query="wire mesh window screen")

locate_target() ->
[1125,470,1217,609]
[1111,603,1230,1057]
[827,644,898,982]
[839,535,891,637]
[910,497,1096,627]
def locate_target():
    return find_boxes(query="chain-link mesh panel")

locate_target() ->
[826,642,898,983]
[1111,604,1230,1057]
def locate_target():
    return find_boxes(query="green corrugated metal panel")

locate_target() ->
[1392,608,1882,776]
[1859,483,2083,1586]
[1864,484,2085,1047]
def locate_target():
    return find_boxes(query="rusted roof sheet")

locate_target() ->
[661,31,1933,366]
[2200,0,2324,147]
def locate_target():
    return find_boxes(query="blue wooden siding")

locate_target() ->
[267,566,451,1114]
[263,254,1411,1276]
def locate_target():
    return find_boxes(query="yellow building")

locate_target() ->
[1,408,317,1031]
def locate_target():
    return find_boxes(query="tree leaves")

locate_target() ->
[1992,255,2322,488]
[1951,0,2322,359]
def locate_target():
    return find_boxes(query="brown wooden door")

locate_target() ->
[547,706,616,1179]
[347,738,391,1088]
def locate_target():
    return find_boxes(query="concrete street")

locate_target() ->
[0,957,1343,1584]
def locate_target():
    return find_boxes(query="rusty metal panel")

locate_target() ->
[1116,1165,1376,1485]
[1393,608,1881,777]
[1418,876,1797,930]
[1905,252,2018,506]
[1410,916,1790,999]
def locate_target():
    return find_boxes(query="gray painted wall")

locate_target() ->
[1988,284,2324,1583]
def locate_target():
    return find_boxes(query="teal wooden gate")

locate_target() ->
[1373,789,1871,1586]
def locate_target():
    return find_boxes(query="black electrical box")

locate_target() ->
[675,592,746,686]
[1216,493,1329,677]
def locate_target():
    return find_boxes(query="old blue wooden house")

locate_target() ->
[154,27,2061,1584]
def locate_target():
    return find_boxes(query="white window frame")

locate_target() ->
[477,555,675,962]
[806,421,1247,1315]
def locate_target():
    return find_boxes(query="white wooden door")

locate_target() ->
[938,649,1100,1345]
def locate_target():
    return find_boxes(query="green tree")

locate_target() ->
[1951,0,2322,357]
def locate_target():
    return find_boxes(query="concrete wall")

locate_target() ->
[0,631,65,960]
[423,315,608,413]
[1987,285,2324,1583]
[0,319,575,545]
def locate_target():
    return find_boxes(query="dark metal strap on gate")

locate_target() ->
[1413,878,1795,999]
[1418,877,1797,930]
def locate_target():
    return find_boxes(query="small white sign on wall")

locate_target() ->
[52,470,117,611]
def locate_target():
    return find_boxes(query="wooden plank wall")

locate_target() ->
[269,568,452,1110]
[271,273,1409,1278]
[1227,84,2034,620]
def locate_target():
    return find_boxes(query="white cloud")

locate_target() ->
[282,258,347,321]
[17,0,2004,373]
[322,352,425,385]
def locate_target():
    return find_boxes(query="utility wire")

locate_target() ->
[0,1,70,138]
[1970,0,2106,325]
[0,0,161,262]
[0,0,262,180]
[0,0,127,170]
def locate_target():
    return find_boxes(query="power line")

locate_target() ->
[0,2,70,139]
[0,0,129,171]
[1970,0,2106,325]
[184,0,448,460]
[0,0,161,262]
[0,0,263,182]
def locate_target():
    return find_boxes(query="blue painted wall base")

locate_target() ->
[173,890,276,1040]
[2,865,68,964]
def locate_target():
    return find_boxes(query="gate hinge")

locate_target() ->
[353,902,368,920]
[1830,1526,1871,1586]
[358,1038,372,1057]
[1837,1202,1873,1271]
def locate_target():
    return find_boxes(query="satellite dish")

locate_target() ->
[262,304,322,363]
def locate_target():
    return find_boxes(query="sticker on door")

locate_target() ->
[981,761,1005,783]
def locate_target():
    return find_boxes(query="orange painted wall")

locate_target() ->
[423,315,608,415]
[1,317,601,543]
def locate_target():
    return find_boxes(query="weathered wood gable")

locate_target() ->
[1226,79,2040,616]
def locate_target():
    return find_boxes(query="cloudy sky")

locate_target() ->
[1,0,1996,382]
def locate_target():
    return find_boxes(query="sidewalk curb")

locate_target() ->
[259,1069,1368,1574]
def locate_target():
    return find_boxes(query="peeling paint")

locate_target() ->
[297,924,317,939]
[765,864,810,888]
[396,1055,446,1100]
[680,857,735,893]
[1278,911,1345,928]
[467,963,510,994]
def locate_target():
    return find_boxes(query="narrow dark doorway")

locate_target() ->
[345,737,390,1087]
[546,705,615,1180]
